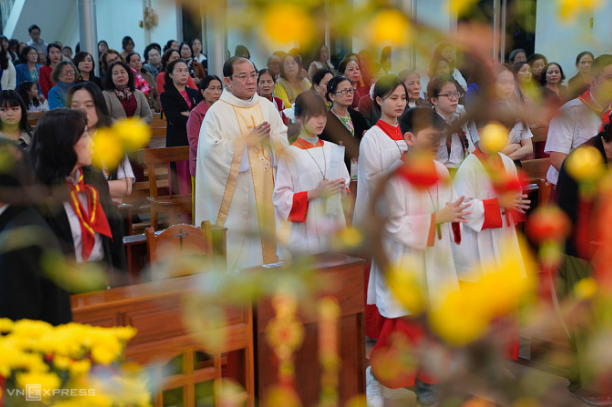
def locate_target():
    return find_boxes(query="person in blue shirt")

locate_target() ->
[47,61,76,109]
[15,46,41,90]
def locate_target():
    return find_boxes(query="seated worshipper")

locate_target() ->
[18,81,48,112]
[160,58,200,196]
[47,61,77,109]
[0,139,72,324]
[273,91,350,256]
[38,43,62,98]
[257,68,287,123]
[73,51,103,89]
[28,109,128,288]
[195,56,288,270]
[68,82,135,204]
[0,89,33,148]
[452,119,531,361]
[102,61,152,123]
[428,74,475,172]
[127,52,160,113]
[273,53,311,108]
[320,76,368,171]
[366,107,467,407]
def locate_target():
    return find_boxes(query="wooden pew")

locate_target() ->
[71,275,255,407]
[522,157,552,207]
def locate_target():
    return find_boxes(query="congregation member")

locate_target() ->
[0,90,33,148]
[0,139,72,325]
[186,75,223,185]
[556,122,612,406]
[490,64,533,162]
[320,76,368,170]
[273,53,311,108]
[97,40,108,76]
[126,52,160,112]
[545,54,612,191]
[102,61,152,123]
[273,91,349,256]
[28,109,127,286]
[143,44,163,77]
[38,43,62,98]
[433,43,468,91]
[527,53,547,82]
[48,61,77,109]
[18,81,48,112]
[25,24,46,53]
[73,51,103,89]
[257,69,287,123]
[366,107,468,407]
[338,58,368,109]
[427,74,474,171]
[68,82,135,204]
[308,44,335,78]
[179,41,206,85]
[0,40,16,90]
[539,62,567,106]
[15,46,41,89]
[513,61,539,109]
[195,56,288,270]
[452,119,530,361]
[163,40,179,53]
[62,46,73,60]
[508,48,527,64]
[354,74,409,340]
[310,69,333,108]
[120,36,135,59]
[160,59,200,196]
[398,69,428,108]
[100,49,150,95]
[156,49,197,96]
[191,38,207,67]
[567,51,594,100]
[267,54,281,78]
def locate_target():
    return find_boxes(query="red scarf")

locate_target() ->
[66,169,112,261]
[578,90,612,132]
[376,120,403,141]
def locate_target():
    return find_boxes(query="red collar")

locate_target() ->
[293,137,324,150]
[376,120,403,141]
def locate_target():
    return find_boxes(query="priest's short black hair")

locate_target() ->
[399,106,446,136]
[223,56,256,78]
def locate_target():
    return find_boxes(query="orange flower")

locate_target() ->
[526,206,571,244]
[397,154,440,190]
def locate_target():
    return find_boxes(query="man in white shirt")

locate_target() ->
[545,54,612,187]
[25,24,47,53]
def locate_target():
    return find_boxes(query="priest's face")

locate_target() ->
[227,60,258,99]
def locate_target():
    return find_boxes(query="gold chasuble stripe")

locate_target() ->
[231,104,278,264]
[215,136,244,227]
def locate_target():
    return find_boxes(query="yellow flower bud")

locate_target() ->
[92,128,124,171]
[262,4,314,46]
[565,146,604,182]
[113,117,151,151]
[16,371,61,397]
[386,263,426,315]
[479,122,509,154]
[368,10,411,45]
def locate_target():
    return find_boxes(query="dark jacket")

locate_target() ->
[319,107,368,170]
[0,205,72,324]
[36,166,128,288]
[160,85,200,147]
[557,134,606,260]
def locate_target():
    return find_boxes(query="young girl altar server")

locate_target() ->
[273,91,350,255]
[366,107,470,407]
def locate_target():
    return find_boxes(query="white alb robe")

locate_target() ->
[354,125,408,226]
[273,139,350,255]
[435,111,476,169]
[195,89,288,269]
[367,159,460,319]
[452,152,526,282]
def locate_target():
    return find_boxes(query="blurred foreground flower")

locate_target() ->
[397,152,441,190]
[367,9,412,45]
[447,0,480,16]
[262,3,314,46]
[113,117,152,150]
[330,226,363,251]
[92,118,151,172]
[526,206,571,244]
[387,262,427,315]
[557,0,604,23]
[566,145,605,184]
[479,122,509,154]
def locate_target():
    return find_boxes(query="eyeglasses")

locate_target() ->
[336,88,356,95]
[437,92,461,100]
[231,73,258,81]
[61,70,75,75]
[107,56,120,63]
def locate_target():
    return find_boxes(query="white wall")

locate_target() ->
[534,1,612,79]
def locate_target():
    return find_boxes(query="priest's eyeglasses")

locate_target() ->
[232,73,259,81]
[437,92,461,100]
[336,88,356,95]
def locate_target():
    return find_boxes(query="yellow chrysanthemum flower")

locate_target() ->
[262,3,315,46]
[479,122,509,154]
[0,318,14,333]
[368,9,412,45]
[16,371,61,397]
[92,128,124,171]
[69,359,92,376]
[566,146,605,182]
[113,117,151,151]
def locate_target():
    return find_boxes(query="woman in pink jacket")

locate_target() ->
[186,75,223,194]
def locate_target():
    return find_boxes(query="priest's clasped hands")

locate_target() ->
[436,196,472,224]
[246,121,271,146]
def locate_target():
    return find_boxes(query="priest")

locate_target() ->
[195,57,288,269]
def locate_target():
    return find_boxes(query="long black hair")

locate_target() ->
[18,81,41,108]
[103,61,135,91]
[45,43,61,67]
[311,69,332,88]
[164,59,188,91]
[0,90,32,134]
[0,39,9,70]
[73,51,96,76]
[28,109,88,186]
[67,82,113,129]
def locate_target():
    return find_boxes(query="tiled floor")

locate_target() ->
[365,340,595,407]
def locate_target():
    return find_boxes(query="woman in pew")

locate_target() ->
[102,61,153,124]
[160,58,199,196]
[68,82,135,204]
[0,89,33,148]
[28,109,128,286]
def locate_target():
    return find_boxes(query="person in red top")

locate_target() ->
[257,68,288,124]
[338,58,368,109]
[38,43,62,99]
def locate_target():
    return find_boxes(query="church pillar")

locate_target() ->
[77,0,98,64]
[206,0,227,78]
